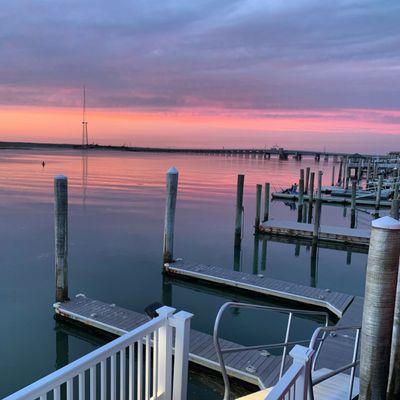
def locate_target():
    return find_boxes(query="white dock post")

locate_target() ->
[234,175,245,247]
[331,165,335,187]
[263,183,270,222]
[350,180,357,228]
[359,216,400,400]
[313,171,323,238]
[54,175,69,302]
[375,174,383,211]
[255,184,262,232]
[163,167,179,263]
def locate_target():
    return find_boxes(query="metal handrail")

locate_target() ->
[308,325,361,400]
[213,302,329,400]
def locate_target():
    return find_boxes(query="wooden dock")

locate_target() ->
[55,296,291,389]
[259,220,370,246]
[271,192,391,207]
[164,261,354,318]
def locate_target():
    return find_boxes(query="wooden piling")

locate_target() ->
[305,167,310,194]
[375,174,383,211]
[234,175,245,247]
[350,180,357,228]
[337,160,343,186]
[255,184,262,231]
[297,169,304,222]
[163,167,179,263]
[263,183,270,222]
[331,165,335,187]
[55,175,69,302]
[360,217,400,400]
[313,171,323,238]
[391,183,399,220]
[308,172,315,224]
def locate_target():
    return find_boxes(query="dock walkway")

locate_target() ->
[164,261,354,318]
[55,296,290,389]
[259,220,370,246]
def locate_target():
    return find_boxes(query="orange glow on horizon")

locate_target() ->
[0,106,399,150]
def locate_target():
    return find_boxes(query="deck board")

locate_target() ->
[55,296,289,388]
[259,220,370,246]
[165,261,354,318]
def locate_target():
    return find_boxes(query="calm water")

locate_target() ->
[0,149,373,398]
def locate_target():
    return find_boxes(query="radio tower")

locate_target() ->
[82,86,89,147]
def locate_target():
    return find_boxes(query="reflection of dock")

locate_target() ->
[164,261,354,318]
[55,296,290,389]
[259,220,370,247]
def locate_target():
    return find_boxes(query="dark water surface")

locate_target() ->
[0,149,372,398]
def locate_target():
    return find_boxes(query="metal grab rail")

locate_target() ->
[308,325,361,400]
[213,302,329,400]
[4,306,193,400]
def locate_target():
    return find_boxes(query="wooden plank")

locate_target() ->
[259,220,370,246]
[165,261,354,318]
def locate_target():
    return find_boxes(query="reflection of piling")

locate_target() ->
[310,240,318,287]
[297,169,304,222]
[295,242,300,257]
[162,274,173,306]
[308,172,315,224]
[163,167,179,263]
[234,246,241,272]
[263,183,270,222]
[313,171,323,239]
[360,217,400,400]
[252,234,260,275]
[351,180,357,228]
[55,175,69,303]
[261,239,267,271]
[234,175,245,247]
[346,250,352,265]
[255,184,262,232]
[55,325,69,370]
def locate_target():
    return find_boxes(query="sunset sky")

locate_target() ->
[0,0,399,152]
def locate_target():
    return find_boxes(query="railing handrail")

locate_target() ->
[213,302,329,400]
[3,306,194,400]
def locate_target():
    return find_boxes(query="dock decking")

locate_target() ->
[259,220,370,246]
[271,192,391,207]
[55,296,290,389]
[165,261,354,318]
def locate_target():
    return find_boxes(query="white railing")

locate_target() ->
[3,306,192,400]
[265,345,314,400]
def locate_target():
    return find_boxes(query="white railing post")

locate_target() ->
[170,311,193,400]
[290,345,314,399]
[156,306,176,400]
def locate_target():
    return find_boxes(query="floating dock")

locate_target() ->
[164,261,354,318]
[259,220,370,246]
[55,296,291,389]
[271,192,391,207]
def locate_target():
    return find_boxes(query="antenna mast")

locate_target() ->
[82,86,89,147]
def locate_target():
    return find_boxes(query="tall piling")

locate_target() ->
[305,167,310,194]
[359,217,400,400]
[331,165,335,187]
[263,183,270,222]
[337,160,343,185]
[234,175,245,247]
[297,169,304,223]
[313,171,323,239]
[308,172,315,224]
[163,167,179,263]
[55,175,69,302]
[350,180,357,228]
[255,184,262,232]
[391,183,399,220]
[375,174,383,211]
